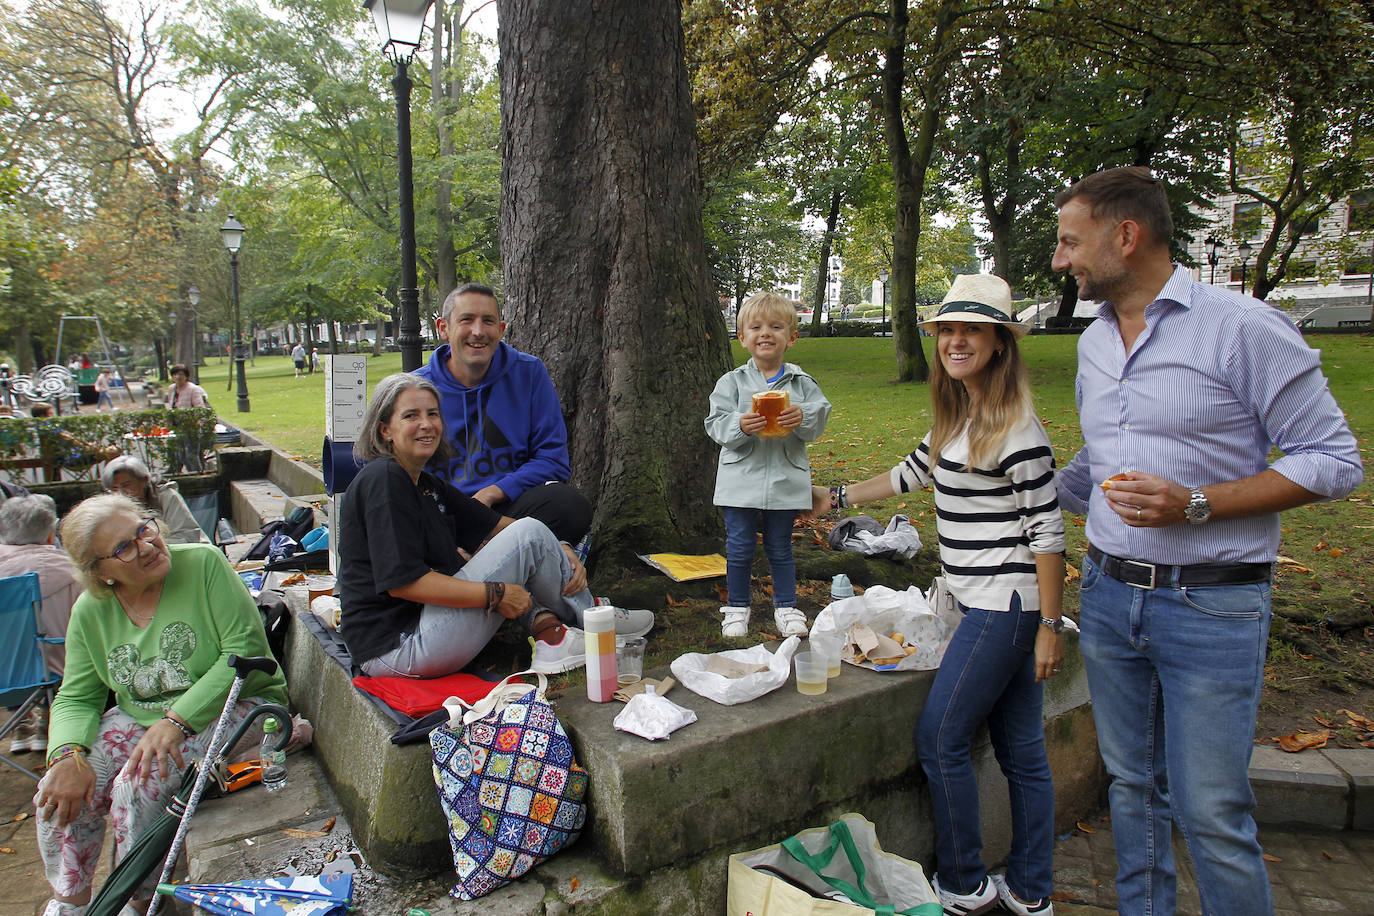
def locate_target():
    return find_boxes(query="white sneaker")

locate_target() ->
[932,875,999,915]
[593,600,654,638]
[773,606,808,637]
[990,873,1053,915]
[720,606,750,638]
[42,901,88,916]
[9,720,35,754]
[530,627,587,674]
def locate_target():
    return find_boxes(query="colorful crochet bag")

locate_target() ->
[429,671,588,900]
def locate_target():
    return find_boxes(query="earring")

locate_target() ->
[105,579,115,586]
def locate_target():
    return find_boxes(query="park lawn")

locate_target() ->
[203,334,1374,739]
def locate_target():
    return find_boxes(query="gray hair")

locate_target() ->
[0,494,57,546]
[100,454,159,497]
[441,282,501,323]
[354,373,455,464]
[58,493,161,596]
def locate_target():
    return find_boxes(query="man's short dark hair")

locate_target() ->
[443,283,501,322]
[1055,166,1174,247]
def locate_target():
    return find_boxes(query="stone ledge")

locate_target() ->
[229,478,291,535]
[1322,748,1374,830]
[1250,744,1350,828]
[284,606,1102,883]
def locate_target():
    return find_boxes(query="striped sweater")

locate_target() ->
[891,414,1064,612]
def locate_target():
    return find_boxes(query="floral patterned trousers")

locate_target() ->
[34,699,261,903]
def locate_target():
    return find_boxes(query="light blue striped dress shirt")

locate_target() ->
[1056,265,1364,566]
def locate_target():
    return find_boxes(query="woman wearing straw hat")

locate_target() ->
[814,273,1066,916]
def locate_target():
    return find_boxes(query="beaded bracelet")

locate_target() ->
[47,744,86,768]
[161,715,195,739]
[829,485,848,510]
[485,581,506,614]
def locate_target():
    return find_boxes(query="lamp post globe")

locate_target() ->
[364,0,435,373]
[1238,240,1253,297]
[220,215,251,412]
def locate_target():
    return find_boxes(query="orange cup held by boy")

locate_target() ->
[752,390,790,438]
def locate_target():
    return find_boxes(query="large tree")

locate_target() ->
[497,0,727,567]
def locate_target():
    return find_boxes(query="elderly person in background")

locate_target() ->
[0,494,81,755]
[33,493,289,916]
[101,455,209,545]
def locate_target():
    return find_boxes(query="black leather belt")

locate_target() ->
[1087,544,1272,590]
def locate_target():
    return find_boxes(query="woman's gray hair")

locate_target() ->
[58,492,162,596]
[0,494,58,546]
[100,454,160,501]
[354,373,454,464]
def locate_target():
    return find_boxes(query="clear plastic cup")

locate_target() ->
[616,635,646,685]
[794,652,828,695]
[811,635,843,678]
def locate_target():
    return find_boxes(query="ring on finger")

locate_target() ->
[1136,508,1142,520]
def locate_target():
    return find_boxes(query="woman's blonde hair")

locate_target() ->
[59,493,163,596]
[927,324,1033,470]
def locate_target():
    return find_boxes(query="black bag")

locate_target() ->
[242,506,316,561]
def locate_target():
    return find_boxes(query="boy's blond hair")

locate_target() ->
[737,292,799,335]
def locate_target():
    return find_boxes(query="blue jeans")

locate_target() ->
[1078,554,1273,916]
[722,507,796,608]
[361,518,591,678]
[915,595,1054,900]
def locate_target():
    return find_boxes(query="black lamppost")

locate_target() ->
[1238,240,1253,297]
[365,0,434,373]
[187,285,201,383]
[1205,236,1221,285]
[878,268,889,335]
[221,215,250,413]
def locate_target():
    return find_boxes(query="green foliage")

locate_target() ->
[0,408,216,485]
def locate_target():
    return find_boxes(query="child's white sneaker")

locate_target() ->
[720,606,750,637]
[773,606,807,637]
[990,874,1053,915]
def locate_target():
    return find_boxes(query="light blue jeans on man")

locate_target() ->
[722,507,797,608]
[916,595,1054,902]
[1078,553,1273,916]
[360,518,591,678]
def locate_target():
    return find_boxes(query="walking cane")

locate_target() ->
[145,655,282,916]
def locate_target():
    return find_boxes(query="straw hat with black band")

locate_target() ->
[919,273,1028,339]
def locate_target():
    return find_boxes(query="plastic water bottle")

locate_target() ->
[260,716,286,792]
[831,574,854,600]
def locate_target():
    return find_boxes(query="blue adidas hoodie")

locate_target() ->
[414,341,572,501]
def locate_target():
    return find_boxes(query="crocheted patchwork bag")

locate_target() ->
[429,671,588,900]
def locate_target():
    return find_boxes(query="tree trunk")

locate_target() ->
[809,190,842,337]
[497,0,728,567]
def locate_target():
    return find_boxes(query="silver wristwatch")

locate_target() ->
[1039,616,1065,633]
[1185,487,1212,524]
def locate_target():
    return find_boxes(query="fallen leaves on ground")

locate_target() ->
[1075,821,1095,834]
[281,817,335,840]
[1274,729,1330,752]
[665,593,688,608]
[1064,562,1080,582]
[1263,853,1283,863]
[0,846,14,854]
[570,877,581,893]
[11,812,29,822]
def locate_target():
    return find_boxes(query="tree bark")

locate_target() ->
[808,190,842,337]
[497,0,728,567]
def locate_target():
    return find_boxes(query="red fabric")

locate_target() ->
[352,671,496,717]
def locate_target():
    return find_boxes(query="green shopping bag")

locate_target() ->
[726,813,943,916]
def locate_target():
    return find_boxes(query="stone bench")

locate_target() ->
[281,607,1102,881]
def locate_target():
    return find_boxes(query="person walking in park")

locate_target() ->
[310,347,321,373]
[707,291,830,638]
[415,283,593,546]
[291,342,307,378]
[814,274,1065,916]
[93,370,112,411]
[1051,166,1364,916]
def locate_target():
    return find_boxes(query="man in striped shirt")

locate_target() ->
[1052,167,1363,916]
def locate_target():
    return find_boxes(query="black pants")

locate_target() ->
[504,481,593,544]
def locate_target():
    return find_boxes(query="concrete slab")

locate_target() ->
[1250,744,1350,828]
[1322,748,1374,830]
[229,478,290,533]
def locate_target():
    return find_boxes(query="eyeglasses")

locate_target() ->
[100,519,160,563]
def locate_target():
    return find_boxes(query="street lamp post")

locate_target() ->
[220,215,251,413]
[878,268,889,335]
[1205,236,1221,285]
[364,0,435,373]
[187,286,200,383]
[1238,240,1253,297]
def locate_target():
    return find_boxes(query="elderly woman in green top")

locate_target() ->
[32,493,288,916]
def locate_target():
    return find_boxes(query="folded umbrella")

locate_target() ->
[154,874,353,916]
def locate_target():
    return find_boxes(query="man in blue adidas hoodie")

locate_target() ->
[415,283,593,544]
